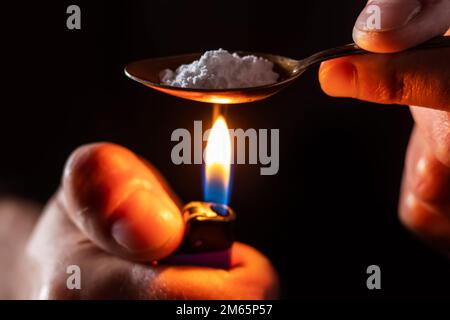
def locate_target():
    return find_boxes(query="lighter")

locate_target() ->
[165,113,235,268]
[164,201,236,269]
[180,201,235,253]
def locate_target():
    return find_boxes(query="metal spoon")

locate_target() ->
[124,36,450,104]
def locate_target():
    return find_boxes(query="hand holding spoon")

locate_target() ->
[125,36,450,104]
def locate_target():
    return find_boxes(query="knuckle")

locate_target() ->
[399,192,450,243]
[410,155,450,204]
[399,193,431,234]
[63,142,131,210]
[379,53,450,108]
[386,68,411,105]
[65,143,119,178]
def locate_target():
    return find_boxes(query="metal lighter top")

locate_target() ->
[181,201,236,253]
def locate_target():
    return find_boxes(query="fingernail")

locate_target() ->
[111,218,146,252]
[111,189,182,253]
[355,0,422,32]
[319,60,357,98]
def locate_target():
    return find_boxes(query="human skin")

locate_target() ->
[0,0,449,299]
[319,0,450,252]
[3,143,279,299]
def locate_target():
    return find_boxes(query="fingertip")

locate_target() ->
[352,27,410,53]
[157,242,279,299]
[230,242,280,299]
[352,0,450,53]
[319,58,357,98]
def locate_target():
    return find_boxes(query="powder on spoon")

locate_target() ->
[159,49,279,89]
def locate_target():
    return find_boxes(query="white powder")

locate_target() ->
[159,49,279,89]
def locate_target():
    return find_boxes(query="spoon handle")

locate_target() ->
[298,35,450,71]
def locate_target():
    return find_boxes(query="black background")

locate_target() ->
[1,0,449,300]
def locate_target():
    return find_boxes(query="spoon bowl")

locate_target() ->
[125,52,302,104]
[125,36,450,104]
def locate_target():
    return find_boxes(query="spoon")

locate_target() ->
[124,36,450,104]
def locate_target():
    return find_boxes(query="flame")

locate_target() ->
[204,115,232,205]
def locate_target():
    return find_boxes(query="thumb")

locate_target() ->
[59,143,184,262]
[353,0,450,52]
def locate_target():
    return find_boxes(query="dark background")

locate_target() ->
[1,0,449,300]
